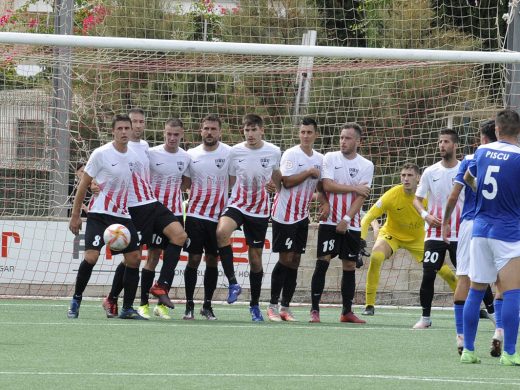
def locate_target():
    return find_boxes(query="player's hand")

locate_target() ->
[425,214,442,228]
[336,219,349,234]
[265,180,277,193]
[359,238,370,257]
[441,223,451,244]
[308,167,320,179]
[353,183,370,197]
[90,180,100,195]
[69,215,82,235]
[318,202,330,220]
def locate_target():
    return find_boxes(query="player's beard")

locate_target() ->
[203,137,217,146]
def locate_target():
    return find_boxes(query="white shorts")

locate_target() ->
[456,219,472,276]
[469,237,520,284]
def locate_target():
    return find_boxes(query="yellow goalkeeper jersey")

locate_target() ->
[361,184,426,242]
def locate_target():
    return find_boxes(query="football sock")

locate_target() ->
[73,260,94,299]
[365,251,385,306]
[438,264,457,291]
[270,262,288,305]
[218,245,237,285]
[494,298,503,329]
[420,267,437,317]
[139,268,155,306]
[483,285,495,314]
[311,260,329,311]
[122,266,140,310]
[184,266,198,303]
[502,289,520,355]
[463,288,485,351]
[158,243,182,287]
[341,270,355,313]
[249,270,263,307]
[203,266,218,308]
[454,300,465,335]
[281,267,298,307]
[109,262,126,299]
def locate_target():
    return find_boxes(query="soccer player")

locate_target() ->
[267,117,328,322]
[216,114,281,322]
[136,118,191,319]
[182,114,232,320]
[412,128,460,329]
[67,114,144,320]
[102,108,187,318]
[442,120,499,355]
[360,163,458,316]
[309,122,374,324]
[460,109,520,365]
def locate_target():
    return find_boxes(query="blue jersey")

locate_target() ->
[469,141,520,242]
[454,154,476,222]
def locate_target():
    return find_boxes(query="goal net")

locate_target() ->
[0,0,515,307]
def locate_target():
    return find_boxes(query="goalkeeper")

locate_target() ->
[360,163,457,315]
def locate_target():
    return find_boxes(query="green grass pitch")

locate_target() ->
[0,299,518,389]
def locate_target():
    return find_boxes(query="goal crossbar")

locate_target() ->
[1,32,520,64]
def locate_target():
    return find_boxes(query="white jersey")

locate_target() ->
[416,160,462,241]
[271,145,323,224]
[186,142,231,222]
[84,142,138,218]
[149,145,190,216]
[321,151,374,231]
[227,141,281,218]
[127,140,156,207]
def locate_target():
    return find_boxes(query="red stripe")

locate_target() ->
[246,181,258,213]
[113,188,124,213]
[132,173,142,202]
[284,190,293,222]
[272,192,279,217]
[163,177,172,210]
[332,193,338,223]
[104,185,114,211]
[189,184,203,214]
[293,189,302,221]
[341,193,347,223]
[199,180,213,215]
[236,182,248,209]
[208,180,221,218]
[254,190,266,215]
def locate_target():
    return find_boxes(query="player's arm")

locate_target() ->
[322,178,370,197]
[181,175,191,192]
[360,199,385,240]
[316,181,330,220]
[229,175,236,188]
[267,168,282,193]
[69,171,93,235]
[336,195,367,234]
[442,183,463,243]
[413,196,441,228]
[463,169,476,192]
[282,167,320,189]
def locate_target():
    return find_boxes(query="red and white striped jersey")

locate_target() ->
[416,160,462,241]
[84,142,138,218]
[149,145,190,216]
[321,151,374,231]
[185,142,231,222]
[227,141,281,217]
[271,145,323,224]
[127,140,156,207]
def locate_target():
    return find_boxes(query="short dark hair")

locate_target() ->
[201,114,221,128]
[341,122,362,138]
[495,109,520,137]
[439,128,459,143]
[480,119,497,142]
[112,113,132,130]
[401,162,420,175]
[301,117,318,132]
[243,113,263,128]
[165,118,184,128]
[128,107,145,116]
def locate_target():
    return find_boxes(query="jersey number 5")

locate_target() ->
[482,165,500,200]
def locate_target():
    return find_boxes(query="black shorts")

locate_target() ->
[148,215,184,249]
[272,218,309,254]
[129,201,179,247]
[184,216,218,255]
[221,206,269,248]
[84,213,139,253]
[422,240,458,271]
[317,224,361,261]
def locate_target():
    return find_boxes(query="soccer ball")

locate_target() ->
[103,224,131,251]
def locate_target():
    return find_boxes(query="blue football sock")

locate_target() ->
[454,302,464,335]
[463,288,485,351]
[494,298,503,329]
[502,289,520,355]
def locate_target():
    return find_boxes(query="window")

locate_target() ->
[16,119,45,160]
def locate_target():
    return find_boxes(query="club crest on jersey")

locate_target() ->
[260,158,270,168]
[128,162,135,172]
[215,158,225,168]
[349,167,359,178]
[177,161,185,171]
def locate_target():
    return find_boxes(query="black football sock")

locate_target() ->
[157,243,182,287]
[420,267,437,317]
[184,265,198,303]
[140,268,155,306]
[73,260,94,299]
[249,270,264,307]
[281,268,298,307]
[108,262,126,299]
[218,245,237,285]
[122,266,139,310]
[341,270,355,314]
[270,262,288,305]
[311,260,329,311]
[204,266,218,308]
